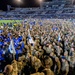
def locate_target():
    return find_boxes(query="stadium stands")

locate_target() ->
[0,0,75,19]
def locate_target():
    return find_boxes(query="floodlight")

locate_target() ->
[16,0,22,3]
[14,0,23,5]
[38,0,44,3]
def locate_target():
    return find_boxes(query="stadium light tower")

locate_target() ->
[37,0,44,9]
[17,0,21,2]
[38,0,43,3]
[17,0,22,4]
[15,0,22,4]
[14,0,23,7]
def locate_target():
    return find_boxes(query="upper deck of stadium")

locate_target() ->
[0,0,75,19]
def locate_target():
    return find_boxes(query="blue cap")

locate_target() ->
[61,56,66,59]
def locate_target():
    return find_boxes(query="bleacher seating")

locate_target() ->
[0,0,75,19]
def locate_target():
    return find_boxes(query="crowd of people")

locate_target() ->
[0,19,75,75]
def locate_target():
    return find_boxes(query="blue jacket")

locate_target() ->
[0,50,4,61]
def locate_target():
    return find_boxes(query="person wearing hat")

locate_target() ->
[64,51,69,60]
[61,56,69,75]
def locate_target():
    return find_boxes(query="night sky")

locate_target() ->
[0,0,52,11]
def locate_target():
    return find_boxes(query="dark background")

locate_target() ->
[0,0,52,11]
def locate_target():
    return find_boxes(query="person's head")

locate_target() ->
[53,42,55,46]
[9,35,13,39]
[55,57,59,62]
[71,47,74,52]
[3,65,13,75]
[64,51,68,56]
[39,46,42,49]
[46,43,50,47]
[50,52,54,57]
[61,56,66,62]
